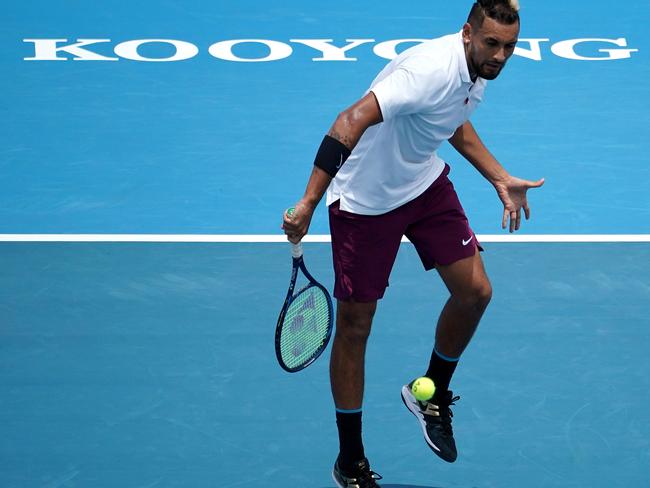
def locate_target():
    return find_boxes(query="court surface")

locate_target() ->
[1,1,649,487]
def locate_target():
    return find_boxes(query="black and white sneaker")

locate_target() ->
[332,457,383,488]
[401,382,460,463]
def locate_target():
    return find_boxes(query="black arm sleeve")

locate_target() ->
[313,135,352,178]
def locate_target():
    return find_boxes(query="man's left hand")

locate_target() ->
[494,176,545,233]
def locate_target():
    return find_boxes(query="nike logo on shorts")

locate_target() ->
[462,236,474,246]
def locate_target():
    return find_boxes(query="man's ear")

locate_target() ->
[462,23,472,45]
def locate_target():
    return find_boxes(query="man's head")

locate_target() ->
[463,0,520,80]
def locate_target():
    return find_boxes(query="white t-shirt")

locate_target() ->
[326,31,487,215]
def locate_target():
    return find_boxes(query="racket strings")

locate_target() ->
[280,286,331,369]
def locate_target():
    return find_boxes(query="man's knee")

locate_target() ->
[336,300,377,342]
[476,279,493,308]
[453,278,492,312]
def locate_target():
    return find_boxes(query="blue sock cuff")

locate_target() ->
[434,347,461,363]
[336,407,363,414]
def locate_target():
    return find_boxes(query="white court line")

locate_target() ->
[0,234,648,243]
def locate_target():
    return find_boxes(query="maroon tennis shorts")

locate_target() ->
[329,164,482,302]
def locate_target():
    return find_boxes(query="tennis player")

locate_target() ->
[283,1,543,485]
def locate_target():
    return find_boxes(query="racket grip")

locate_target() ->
[291,241,303,258]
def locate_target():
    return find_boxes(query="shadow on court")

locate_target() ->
[322,485,444,488]
[383,485,444,488]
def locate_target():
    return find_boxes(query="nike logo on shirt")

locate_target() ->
[462,236,474,246]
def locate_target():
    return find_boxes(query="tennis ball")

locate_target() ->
[411,377,436,401]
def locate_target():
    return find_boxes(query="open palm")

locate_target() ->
[495,175,545,232]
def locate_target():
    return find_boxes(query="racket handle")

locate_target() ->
[291,241,303,259]
[286,207,304,258]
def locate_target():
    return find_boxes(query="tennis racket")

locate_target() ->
[275,234,333,373]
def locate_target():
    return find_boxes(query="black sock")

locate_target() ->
[425,347,459,401]
[336,410,365,471]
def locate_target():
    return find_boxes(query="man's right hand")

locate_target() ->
[282,201,315,244]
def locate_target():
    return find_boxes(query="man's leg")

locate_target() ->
[327,198,402,485]
[426,248,492,396]
[401,248,492,463]
[330,300,377,471]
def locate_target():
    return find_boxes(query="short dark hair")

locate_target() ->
[467,0,520,28]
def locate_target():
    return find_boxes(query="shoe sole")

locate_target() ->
[401,385,455,462]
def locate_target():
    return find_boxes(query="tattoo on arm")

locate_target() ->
[327,129,354,150]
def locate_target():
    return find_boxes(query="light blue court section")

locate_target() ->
[1,1,649,235]
[1,2,650,488]
[1,242,649,487]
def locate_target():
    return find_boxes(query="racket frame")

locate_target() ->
[275,242,333,373]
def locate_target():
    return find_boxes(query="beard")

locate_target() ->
[467,47,507,80]
[477,63,504,80]
[476,60,505,80]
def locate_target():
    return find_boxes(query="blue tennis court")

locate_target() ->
[1,1,649,487]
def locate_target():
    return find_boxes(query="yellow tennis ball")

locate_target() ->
[411,377,436,401]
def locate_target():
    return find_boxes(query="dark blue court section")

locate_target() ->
[1,1,649,234]
[1,243,649,487]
